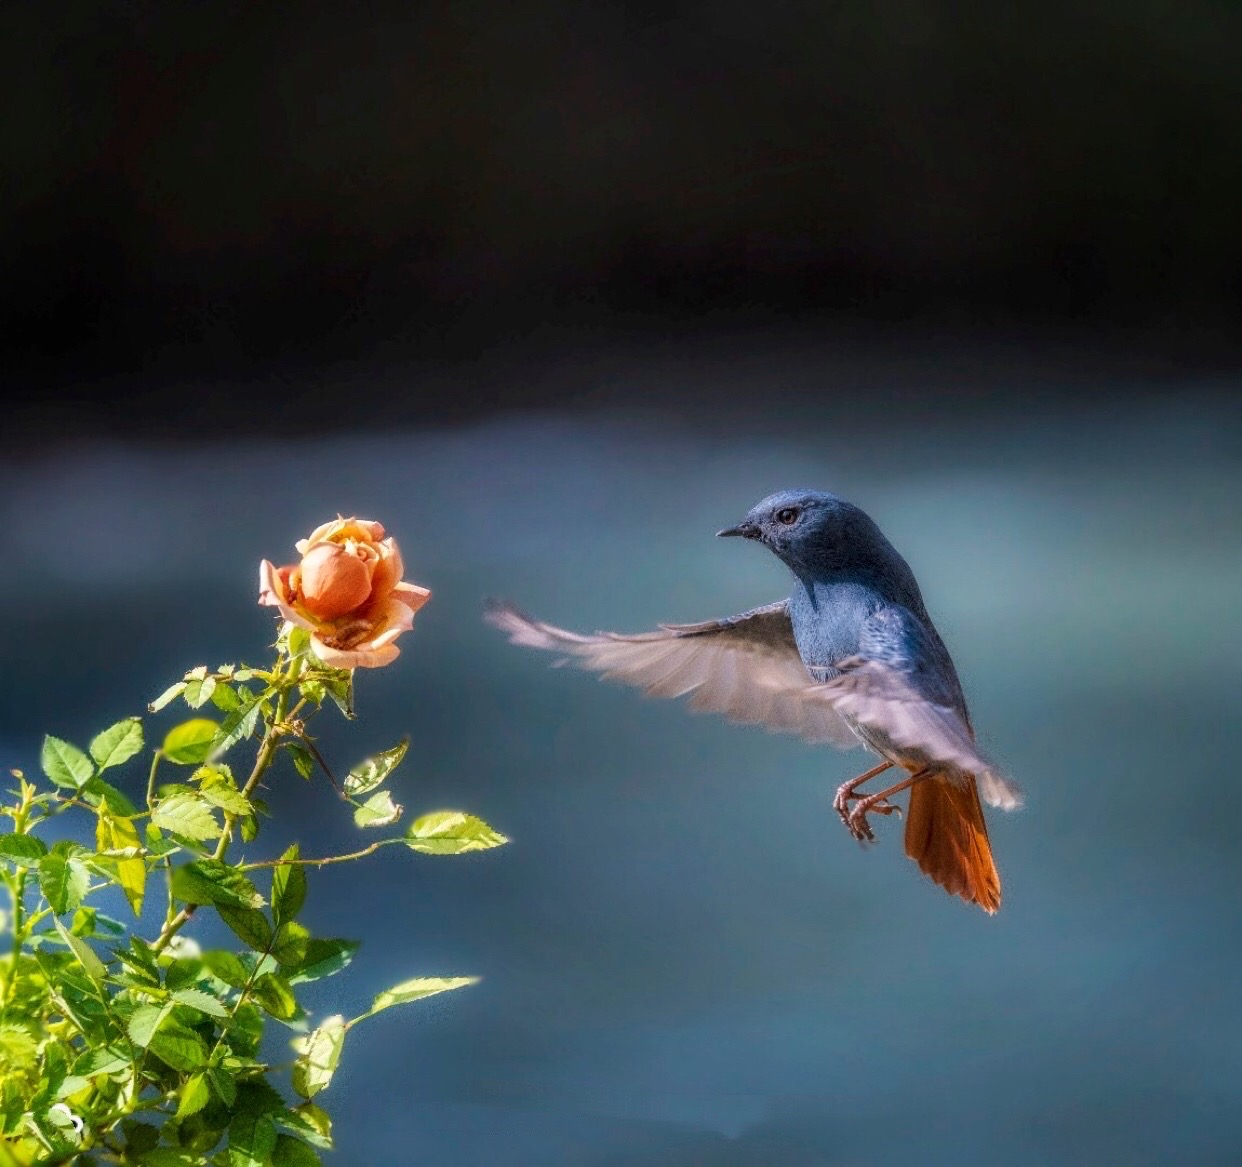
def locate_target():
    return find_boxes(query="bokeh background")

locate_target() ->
[4,3,1242,1163]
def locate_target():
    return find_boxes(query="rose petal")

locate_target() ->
[367,538,405,601]
[390,581,432,615]
[311,635,401,669]
[258,561,317,630]
[299,542,375,620]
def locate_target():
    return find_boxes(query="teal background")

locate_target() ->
[2,357,1238,1164]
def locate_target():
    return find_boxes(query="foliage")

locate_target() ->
[0,622,507,1164]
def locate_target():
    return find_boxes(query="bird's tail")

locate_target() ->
[904,773,1002,913]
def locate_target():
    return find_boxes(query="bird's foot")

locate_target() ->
[845,792,903,843]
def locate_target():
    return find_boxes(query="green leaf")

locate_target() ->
[153,791,222,841]
[41,734,95,789]
[80,775,140,816]
[38,851,90,914]
[164,956,204,990]
[172,987,230,1018]
[210,682,243,713]
[229,1110,277,1167]
[208,1066,238,1107]
[291,1016,345,1099]
[127,1003,172,1047]
[285,625,312,657]
[352,790,402,829]
[403,811,509,854]
[321,671,354,718]
[361,976,478,1021]
[195,766,253,815]
[286,742,316,780]
[162,719,220,765]
[203,949,250,989]
[95,807,146,916]
[251,971,302,1022]
[148,681,187,712]
[75,1044,131,1077]
[272,844,307,926]
[0,833,47,863]
[272,1134,322,1167]
[183,675,217,709]
[344,738,408,797]
[149,1021,208,1070]
[210,692,266,758]
[272,921,310,969]
[278,1104,332,1150]
[176,1072,211,1120]
[286,938,359,985]
[138,1150,200,1166]
[53,914,106,983]
[171,860,264,909]
[89,717,144,770]
[217,905,273,952]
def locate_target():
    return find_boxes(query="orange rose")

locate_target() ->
[258,517,430,668]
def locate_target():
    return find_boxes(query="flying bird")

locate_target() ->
[485,490,1022,912]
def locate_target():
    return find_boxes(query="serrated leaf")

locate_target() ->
[153,792,221,841]
[208,1066,238,1107]
[210,692,266,758]
[403,811,509,854]
[53,914,106,983]
[286,742,316,780]
[39,852,90,914]
[362,976,478,1021]
[89,717,144,770]
[164,956,203,990]
[171,860,263,909]
[252,971,302,1022]
[176,1072,211,1120]
[80,775,140,816]
[343,739,408,797]
[282,1103,332,1150]
[272,921,310,969]
[291,1016,345,1099]
[148,681,187,712]
[0,833,47,863]
[286,938,358,985]
[149,1022,208,1070]
[182,676,217,709]
[162,719,220,765]
[203,949,250,989]
[210,682,243,713]
[172,987,230,1018]
[272,845,307,926]
[75,1044,131,1077]
[139,1149,200,1166]
[127,1003,172,1047]
[41,735,95,789]
[196,774,253,815]
[353,790,402,829]
[96,807,146,917]
[217,905,273,952]
[230,1110,277,1167]
[272,1134,322,1167]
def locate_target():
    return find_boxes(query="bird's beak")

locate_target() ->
[717,522,760,539]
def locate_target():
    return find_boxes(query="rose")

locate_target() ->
[259,518,431,668]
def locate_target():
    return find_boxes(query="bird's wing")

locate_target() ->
[485,600,860,746]
[805,606,1024,810]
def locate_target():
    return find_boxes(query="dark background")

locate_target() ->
[3,2,1241,1164]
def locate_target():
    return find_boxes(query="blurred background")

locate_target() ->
[3,2,1241,1163]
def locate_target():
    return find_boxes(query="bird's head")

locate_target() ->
[718,489,893,579]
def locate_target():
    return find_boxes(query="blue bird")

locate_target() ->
[486,489,1023,912]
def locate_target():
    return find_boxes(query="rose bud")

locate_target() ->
[259,517,430,668]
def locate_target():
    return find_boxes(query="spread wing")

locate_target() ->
[806,606,1024,810]
[485,599,860,747]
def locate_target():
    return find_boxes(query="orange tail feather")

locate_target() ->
[904,773,1002,913]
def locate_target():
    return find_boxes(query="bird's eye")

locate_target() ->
[776,507,800,525]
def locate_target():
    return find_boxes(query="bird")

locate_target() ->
[485,489,1022,912]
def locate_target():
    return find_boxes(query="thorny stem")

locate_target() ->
[240,840,393,870]
[152,662,296,954]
